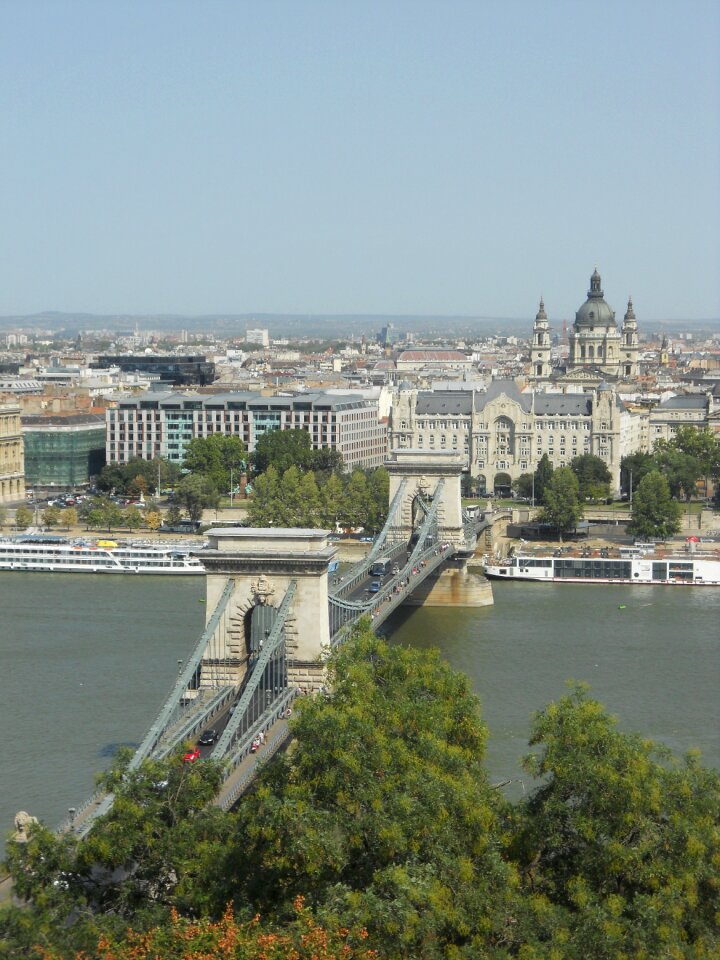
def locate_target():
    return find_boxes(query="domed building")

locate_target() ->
[567,269,639,378]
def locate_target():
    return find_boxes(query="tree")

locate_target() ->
[661,426,720,500]
[537,467,583,537]
[511,685,720,955]
[570,453,611,501]
[41,506,61,528]
[123,506,143,530]
[311,446,345,476]
[319,471,344,529]
[174,474,218,522]
[340,470,370,530]
[652,445,703,501]
[145,510,162,531]
[627,469,681,540]
[126,475,148,500]
[209,624,518,957]
[1,749,228,955]
[251,428,314,475]
[181,435,246,493]
[512,472,535,500]
[61,506,78,529]
[247,465,281,526]
[366,466,389,532]
[620,451,655,499]
[164,504,183,527]
[534,453,554,504]
[14,506,33,530]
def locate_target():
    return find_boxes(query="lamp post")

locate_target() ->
[230,466,234,508]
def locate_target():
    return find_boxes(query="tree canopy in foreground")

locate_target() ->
[2,623,718,960]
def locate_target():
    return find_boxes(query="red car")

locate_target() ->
[182,747,200,763]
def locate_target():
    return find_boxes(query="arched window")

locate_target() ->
[494,416,515,457]
[589,345,595,359]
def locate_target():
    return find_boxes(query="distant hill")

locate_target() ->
[0,311,717,339]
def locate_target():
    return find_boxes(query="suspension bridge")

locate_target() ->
[61,451,509,835]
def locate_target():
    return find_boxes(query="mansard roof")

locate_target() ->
[416,392,473,415]
[657,395,708,410]
[534,394,593,415]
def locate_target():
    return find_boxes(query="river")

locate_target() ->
[1,573,718,851]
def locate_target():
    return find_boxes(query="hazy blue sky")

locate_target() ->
[1,0,718,321]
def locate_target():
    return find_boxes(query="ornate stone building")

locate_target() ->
[530,269,640,382]
[0,402,26,503]
[567,269,639,379]
[389,380,648,496]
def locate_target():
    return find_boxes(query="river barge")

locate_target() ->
[484,547,720,586]
[0,536,205,575]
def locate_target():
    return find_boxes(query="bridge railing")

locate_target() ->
[127,579,235,773]
[152,685,236,760]
[213,581,296,759]
[330,539,456,646]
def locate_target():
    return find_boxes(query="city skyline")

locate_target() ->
[2,1,719,321]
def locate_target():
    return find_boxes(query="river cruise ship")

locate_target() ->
[484,547,720,586]
[0,536,205,575]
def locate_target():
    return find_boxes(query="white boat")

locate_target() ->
[484,548,720,586]
[0,536,206,575]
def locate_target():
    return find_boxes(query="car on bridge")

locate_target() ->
[369,581,382,593]
[182,747,200,763]
[198,728,217,745]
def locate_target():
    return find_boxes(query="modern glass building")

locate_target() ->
[22,414,106,488]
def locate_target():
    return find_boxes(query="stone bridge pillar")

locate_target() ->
[198,529,337,691]
[386,449,466,546]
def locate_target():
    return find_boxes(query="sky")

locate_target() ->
[1,0,719,322]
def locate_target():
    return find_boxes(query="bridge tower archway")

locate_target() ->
[199,528,338,691]
[385,449,466,546]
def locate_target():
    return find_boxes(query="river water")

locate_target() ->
[1,574,718,852]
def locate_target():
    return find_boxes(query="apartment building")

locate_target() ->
[0,402,25,503]
[106,391,388,470]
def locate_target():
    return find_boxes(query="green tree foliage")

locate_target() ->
[251,428,315,475]
[248,466,387,532]
[98,457,179,496]
[208,628,518,956]
[511,684,720,956]
[512,472,535,500]
[1,749,228,956]
[84,497,124,532]
[164,504,183,527]
[14,506,33,530]
[534,453,554,504]
[2,628,719,958]
[627,469,682,540]
[619,451,656,499]
[181,434,246,493]
[123,505,144,530]
[41,505,61,528]
[60,506,78,528]
[651,445,703,501]
[537,467,583,537]
[570,453,612,501]
[174,474,219,522]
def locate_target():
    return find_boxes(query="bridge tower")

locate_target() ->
[199,528,337,691]
[385,448,466,546]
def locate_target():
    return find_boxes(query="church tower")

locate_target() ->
[529,297,552,380]
[621,297,639,377]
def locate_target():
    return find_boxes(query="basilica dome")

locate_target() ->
[574,269,616,328]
